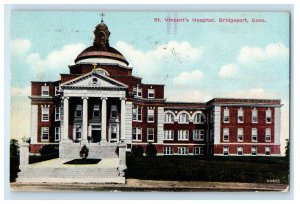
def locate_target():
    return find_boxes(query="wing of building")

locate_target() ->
[29,20,282,158]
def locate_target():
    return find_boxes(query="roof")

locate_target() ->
[74,46,129,65]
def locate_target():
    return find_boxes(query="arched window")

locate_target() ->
[194,113,203,124]
[179,113,189,123]
[164,112,174,123]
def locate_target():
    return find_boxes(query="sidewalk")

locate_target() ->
[10,179,289,192]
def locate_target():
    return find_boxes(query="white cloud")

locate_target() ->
[225,87,275,99]
[173,70,204,85]
[11,86,31,97]
[115,41,204,82]
[166,88,212,102]
[11,39,31,58]
[238,43,289,63]
[26,43,86,81]
[218,64,239,79]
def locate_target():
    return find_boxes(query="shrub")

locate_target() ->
[145,143,157,159]
[39,145,59,157]
[80,145,89,159]
[132,146,144,158]
[10,139,20,182]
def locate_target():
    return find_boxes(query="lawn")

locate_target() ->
[125,155,289,184]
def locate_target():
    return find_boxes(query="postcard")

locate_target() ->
[9,11,290,192]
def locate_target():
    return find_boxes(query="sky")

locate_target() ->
[10,11,290,154]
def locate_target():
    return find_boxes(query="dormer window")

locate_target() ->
[137,87,142,97]
[41,86,49,96]
[148,89,155,98]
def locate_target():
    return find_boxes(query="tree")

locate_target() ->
[80,145,89,159]
[132,146,144,158]
[10,139,20,182]
[285,139,289,159]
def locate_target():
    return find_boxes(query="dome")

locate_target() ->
[74,20,129,66]
[74,45,129,65]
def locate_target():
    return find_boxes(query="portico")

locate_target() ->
[59,69,128,159]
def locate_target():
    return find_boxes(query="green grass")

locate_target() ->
[125,155,289,184]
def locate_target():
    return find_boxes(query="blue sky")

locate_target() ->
[10,11,289,152]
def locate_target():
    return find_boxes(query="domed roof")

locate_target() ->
[74,45,129,65]
[74,20,129,66]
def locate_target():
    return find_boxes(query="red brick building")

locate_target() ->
[29,20,282,157]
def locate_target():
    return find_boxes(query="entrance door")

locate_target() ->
[109,123,118,143]
[91,125,101,143]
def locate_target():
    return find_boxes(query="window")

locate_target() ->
[237,146,243,155]
[223,108,229,123]
[41,86,49,96]
[266,109,272,123]
[75,125,82,140]
[210,129,214,142]
[148,89,155,98]
[210,109,214,123]
[91,77,98,85]
[132,127,142,141]
[251,128,257,142]
[252,108,258,123]
[147,128,154,142]
[178,130,189,140]
[55,107,60,121]
[194,113,203,124]
[193,129,204,141]
[164,112,174,123]
[223,146,229,156]
[55,127,61,141]
[178,147,189,155]
[147,109,154,122]
[178,113,189,123]
[238,108,244,123]
[55,86,59,96]
[237,128,243,142]
[265,128,271,142]
[265,146,271,156]
[111,105,117,118]
[41,127,49,141]
[194,147,204,155]
[136,87,142,97]
[223,128,229,142]
[251,146,257,155]
[133,106,142,121]
[75,105,82,117]
[163,147,174,155]
[42,107,49,121]
[93,105,100,117]
[164,130,174,140]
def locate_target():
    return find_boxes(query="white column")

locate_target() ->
[101,97,107,143]
[62,97,70,142]
[82,97,88,143]
[120,98,126,142]
[30,105,38,144]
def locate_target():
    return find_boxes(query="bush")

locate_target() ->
[145,143,157,159]
[39,145,59,157]
[80,145,89,159]
[132,146,144,158]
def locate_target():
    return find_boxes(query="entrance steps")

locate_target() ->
[16,158,125,184]
[59,143,118,159]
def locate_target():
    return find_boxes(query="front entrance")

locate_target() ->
[109,123,119,143]
[91,125,101,143]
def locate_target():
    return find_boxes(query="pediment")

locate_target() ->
[60,71,128,89]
